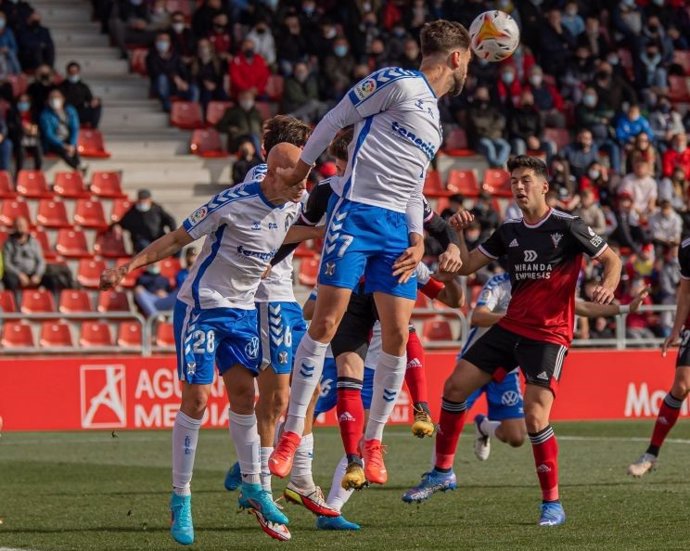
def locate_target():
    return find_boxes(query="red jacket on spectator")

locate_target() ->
[527,82,564,112]
[497,79,523,106]
[207,30,232,58]
[662,147,690,179]
[621,292,654,330]
[230,52,269,98]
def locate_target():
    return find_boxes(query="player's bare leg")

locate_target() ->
[270,285,352,477]
[473,416,527,461]
[629,365,690,477]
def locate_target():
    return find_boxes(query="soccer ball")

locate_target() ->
[469,10,520,62]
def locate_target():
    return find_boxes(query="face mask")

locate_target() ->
[17,101,29,112]
[156,41,170,54]
[393,27,405,38]
[199,48,211,59]
[265,0,279,8]
[244,48,254,58]
[324,27,336,39]
[529,75,542,87]
[334,45,348,57]
[623,0,635,7]
[0,19,6,31]
[501,72,515,85]
[136,202,151,212]
[50,98,63,110]
[607,55,619,65]
[67,74,80,84]
[239,99,254,111]
[303,4,315,15]
[588,169,600,180]
[147,265,161,274]
[583,94,597,107]
[172,22,185,34]
[295,71,308,83]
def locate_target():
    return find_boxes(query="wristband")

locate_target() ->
[619,305,630,314]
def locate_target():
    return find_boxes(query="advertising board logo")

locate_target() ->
[80,365,127,429]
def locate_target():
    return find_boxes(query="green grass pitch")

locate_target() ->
[1,422,690,550]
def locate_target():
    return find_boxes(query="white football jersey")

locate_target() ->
[178,182,301,310]
[462,272,512,352]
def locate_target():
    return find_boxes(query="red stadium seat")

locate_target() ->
[90,171,125,198]
[482,168,512,197]
[0,230,6,247]
[156,321,176,347]
[205,101,232,126]
[53,171,89,198]
[33,230,56,260]
[78,129,111,158]
[74,199,108,229]
[117,321,142,348]
[21,289,56,313]
[190,128,228,157]
[56,229,91,258]
[469,285,484,307]
[77,258,107,288]
[165,0,192,16]
[129,48,148,76]
[298,258,319,287]
[0,199,31,226]
[160,257,181,285]
[59,289,93,313]
[40,321,74,348]
[423,170,446,197]
[443,128,474,156]
[1,321,35,348]
[16,169,50,198]
[446,169,480,197]
[0,290,17,312]
[673,50,690,75]
[0,170,16,198]
[543,128,571,152]
[669,76,690,102]
[422,319,453,341]
[293,241,315,259]
[254,101,273,121]
[171,101,203,129]
[36,199,70,228]
[110,198,133,223]
[6,73,28,97]
[115,258,142,288]
[80,321,114,347]
[413,293,436,319]
[266,74,284,101]
[98,290,131,312]
[94,230,128,258]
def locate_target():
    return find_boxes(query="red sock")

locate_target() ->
[529,426,559,502]
[405,330,428,405]
[434,398,467,470]
[337,380,364,457]
[649,392,684,454]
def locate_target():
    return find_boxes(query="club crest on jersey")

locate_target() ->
[324,262,336,276]
[278,351,289,365]
[251,221,261,231]
[551,233,563,248]
[188,206,207,226]
[523,250,538,262]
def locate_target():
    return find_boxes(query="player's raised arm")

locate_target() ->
[449,210,495,275]
[431,271,465,308]
[422,198,462,273]
[575,286,649,317]
[283,224,324,244]
[591,247,621,305]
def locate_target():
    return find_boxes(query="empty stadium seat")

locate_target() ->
[74,199,108,229]
[543,128,571,152]
[129,47,148,76]
[422,319,453,341]
[91,171,125,198]
[0,199,31,226]
[0,229,7,247]
[254,101,274,121]
[40,321,74,348]
[443,128,474,156]
[110,198,133,223]
[190,128,228,157]
[59,289,93,313]
[674,50,690,75]
[56,229,91,258]
[1,321,35,348]
[21,289,56,313]
[266,74,284,101]
[446,169,480,197]
[77,258,107,289]
[293,241,315,259]
[98,290,130,312]
[298,258,319,287]
[669,76,690,102]
[115,258,143,288]
[16,170,50,198]
[117,321,142,348]
[36,199,70,228]
[482,168,512,197]
[205,101,232,126]
[171,101,203,129]
[80,321,114,347]
[0,290,17,312]
[160,257,181,284]
[94,230,128,258]
[156,321,176,347]
[0,170,16,198]
[423,170,445,196]
[53,171,89,198]
[33,230,56,260]
[78,129,111,158]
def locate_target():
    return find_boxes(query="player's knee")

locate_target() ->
[381,327,408,356]
[309,315,339,341]
[523,412,548,434]
[443,374,467,402]
[671,380,690,398]
[181,392,208,418]
[504,429,526,447]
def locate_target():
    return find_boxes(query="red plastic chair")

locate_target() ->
[0,230,6,247]
[266,74,284,102]
[6,73,28,97]
[36,199,70,228]
[160,257,181,285]
[673,50,690,75]
[543,128,571,152]
[254,101,273,121]
[669,76,690,102]
[90,171,125,198]
[110,198,133,223]
[129,48,148,76]
[482,168,512,198]
[21,289,56,313]
[190,128,228,157]
[1,321,35,348]
[16,169,50,198]
[0,199,31,226]
[53,171,89,198]
[98,290,131,312]
[423,170,446,197]
[0,170,16,198]
[205,101,232,126]
[443,128,475,156]
[422,319,453,341]
[80,321,114,347]
[446,169,480,197]
[56,229,91,258]
[59,289,93,313]
[74,199,108,229]
[40,321,74,348]
[156,321,176,347]
[298,258,319,287]
[77,258,107,288]
[171,101,204,129]
[117,321,142,348]
[78,129,111,158]
[115,258,142,288]
[33,230,57,260]
[0,290,17,312]
[94,230,128,258]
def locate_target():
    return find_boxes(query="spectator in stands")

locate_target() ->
[590,60,636,116]
[114,189,176,253]
[283,61,328,124]
[8,92,41,170]
[0,108,10,171]
[561,45,595,103]
[191,0,223,38]
[575,189,607,236]
[275,14,308,76]
[0,11,20,75]
[526,65,565,128]
[175,247,197,289]
[609,190,646,253]
[616,104,655,147]
[167,10,194,65]
[440,194,463,221]
[17,11,53,70]
[322,36,356,101]
[471,191,500,241]
[649,199,682,249]
[216,90,263,153]
[509,89,544,156]
[636,40,668,94]
[549,157,577,196]
[0,0,34,33]
[148,0,171,32]
[206,11,231,62]
[27,64,55,121]
[2,216,48,292]
[109,0,155,59]
[59,61,102,129]
[626,132,659,176]
[191,39,228,112]
[399,37,421,71]
[134,263,174,317]
[229,38,269,100]
[574,87,621,173]
[497,64,522,108]
[538,8,576,78]
[649,96,684,152]
[623,277,656,341]
[232,136,262,184]
[662,132,690,180]
[247,17,276,68]
[612,0,643,51]
[146,32,198,112]
[561,129,599,180]
[655,244,680,337]
[659,166,687,212]
[619,159,658,216]
[467,85,510,168]
[39,89,86,172]
[560,1,585,38]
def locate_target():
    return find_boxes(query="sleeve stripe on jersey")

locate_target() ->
[478,244,498,260]
[348,69,418,106]
[681,274,690,280]
[590,242,609,259]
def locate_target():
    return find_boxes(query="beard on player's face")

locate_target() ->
[450,65,467,96]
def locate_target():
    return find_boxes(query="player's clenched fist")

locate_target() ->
[449,210,475,231]
[438,244,462,273]
[99,265,129,290]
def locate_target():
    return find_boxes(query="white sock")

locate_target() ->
[326,455,353,512]
[283,334,328,436]
[364,352,407,441]
[290,432,315,490]
[481,418,501,438]
[228,409,261,486]
[172,410,202,496]
[260,446,273,493]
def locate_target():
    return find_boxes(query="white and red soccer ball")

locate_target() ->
[469,10,520,63]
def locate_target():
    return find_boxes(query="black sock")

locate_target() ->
[414,401,430,414]
[645,445,660,457]
[434,466,452,473]
[346,454,363,465]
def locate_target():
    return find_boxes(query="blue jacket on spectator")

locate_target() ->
[0,27,18,56]
[39,105,79,151]
[616,115,654,145]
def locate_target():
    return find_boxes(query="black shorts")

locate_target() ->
[677,329,690,367]
[330,288,378,361]
[462,325,568,393]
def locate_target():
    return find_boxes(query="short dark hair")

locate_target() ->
[262,115,312,155]
[420,20,470,57]
[66,61,80,71]
[507,155,548,179]
[328,127,354,161]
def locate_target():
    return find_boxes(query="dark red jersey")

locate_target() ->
[679,237,690,327]
[478,209,608,347]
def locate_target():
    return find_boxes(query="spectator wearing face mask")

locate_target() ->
[578,16,612,59]
[387,23,408,64]
[612,0,643,50]
[148,0,171,32]
[561,1,585,38]
[215,90,263,152]
[497,65,522,108]
[650,96,684,151]
[39,89,86,171]
[608,190,646,253]
[229,38,270,99]
[17,11,53,71]
[662,133,690,180]
[113,189,176,253]
[561,129,599,180]
[246,18,276,67]
[578,162,613,206]
[590,60,637,115]
[27,64,55,122]
[323,36,356,101]
[399,37,421,70]
[167,11,195,65]
[508,89,550,158]
[206,11,232,62]
[276,15,309,76]
[616,104,655,147]
[636,41,668,93]
[232,136,262,183]
[0,11,20,75]
[146,32,198,112]
[58,61,102,129]
[2,216,45,292]
[574,86,621,172]
[283,61,328,124]
[526,65,565,128]
[7,92,42,171]
[467,86,510,168]
[191,0,223,38]
[658,167,687,212]
[626,132,659,176]
[191,39,228,112]
[109,0,155,59]
[0,0,33,33]
[562,45,595,104]
[471,192,500,241]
